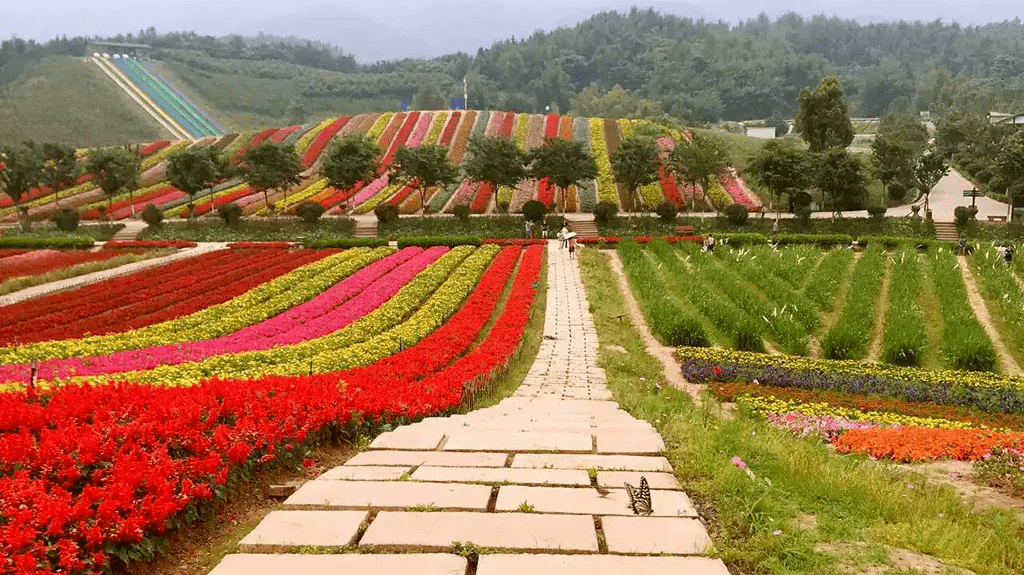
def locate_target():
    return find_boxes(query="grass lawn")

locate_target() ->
[0,56,165,146]
[578,246,1024,575]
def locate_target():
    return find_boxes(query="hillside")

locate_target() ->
[0,56,165,146]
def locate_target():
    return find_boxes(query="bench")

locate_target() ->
[673,225,695,235]
[988,215,1008,222]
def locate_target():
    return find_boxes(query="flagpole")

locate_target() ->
[464,76,468,110]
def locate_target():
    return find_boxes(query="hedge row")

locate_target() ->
[0,236,94,249]
[395,236,483,248]
[302,238,389,249]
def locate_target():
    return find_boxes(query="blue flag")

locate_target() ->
[400,98,410,112]
[449,98,464,110]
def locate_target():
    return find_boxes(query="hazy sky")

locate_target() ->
[3,1,1022,62]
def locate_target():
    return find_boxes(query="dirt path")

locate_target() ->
[865,256,894,362]
[606,250,701,397]
[957,255,1023,376]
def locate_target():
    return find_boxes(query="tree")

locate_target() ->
[528,138,598,213]
[321,135,381,211]
[39,143,78,207]
[871,114,929,202]
[816,148,867,214]
[0,142,44,231]
[914,145,948,215]
[666,133,730,212]
[240,143,302,213]
[990,131,1024,220]
[85,148,140,219]
[795,76,854,152]
[610,136,660,213]
[166,146,228,219]
[462,135,529,211]
[392,144,460,213]
[747,138,812,219]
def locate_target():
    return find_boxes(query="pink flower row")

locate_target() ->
[1,247,446,383]
[718,171,760,211]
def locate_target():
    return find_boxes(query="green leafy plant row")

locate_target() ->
[721,246,821,334]
[969,244,1024,366]
[0,236,94,249]
[302,238,388,248]
[803,248,855,311]
[924,246,996,371]
[648,240,764,351]
[820,247,887,360]
[395,236,483,248]
[617,239,709,347]
[881,248,927,367]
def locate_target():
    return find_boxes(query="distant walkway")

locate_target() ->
[209,242,726,575]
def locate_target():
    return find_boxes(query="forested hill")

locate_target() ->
[3,9,1024,128]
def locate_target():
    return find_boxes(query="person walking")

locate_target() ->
[1006,245,1015,266]
[559,223,570,249]
[705,233,716,253]
[568,236,577,258]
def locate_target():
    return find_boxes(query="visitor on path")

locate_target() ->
[704,233,716,253]
[559,223,570,249]
[541,223,549,239]
[568,236,577,258]
[525,220,533,238]
[958,237,972,256]
[1006,245,1015,265]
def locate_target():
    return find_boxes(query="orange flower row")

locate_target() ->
[832,427,1024,462]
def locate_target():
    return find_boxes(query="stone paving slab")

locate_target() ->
[495,486,698,517]
[344,450,508,467]
[320,465,411,481]
[596,432,665,454]
[443,430,593,452]
[284,480,491,510]
[411,465,590,486]
[476,554,731,575]
[597,471,681,490]
[209,553,467,575]
[360,511,599,551]
[602,516,710,554]
[238,510,366,551]
[512,453,673,471]
[368,428,447,450]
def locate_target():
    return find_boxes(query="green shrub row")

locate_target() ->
[925,246,997,371]
[881,248,927,367]
[302,238,389,249]
[653,240,765,351]
[0,236,94,249]
[395,236,483,248]
[743,244,823,289]
[804,248,855,310]
[617,240,709,347]
[821,247,887,360]
[773,233,853,247]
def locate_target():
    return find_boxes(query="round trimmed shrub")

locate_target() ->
[654,201,677,223]
[452,204,470,223]
[522,200,547,223]
[51,207,80,232]
[725,203,749,225]
[218,203,242,225]
[141,204,163,227]
[374,203,398,224]
[296,201,325,223]
[593,201,618,224]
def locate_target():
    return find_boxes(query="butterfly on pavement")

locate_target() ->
[624,476,653,516]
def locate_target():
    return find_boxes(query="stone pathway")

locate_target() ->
[208,242,726,575]
[0,243,226,307]
[107,220,147,242]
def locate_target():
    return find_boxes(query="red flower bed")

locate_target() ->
[387,185,416,206]
[0,246,544,574]
[711,383,1024,431]
[0,249,30,259]
[437,111,462,146]
[381,111,420,166]
[832,427,1024,462]
[231,128,278,164]
[76,173,95,185]
[268,125,301,144]
[139,141,170,157]
[0,249,325,346]
[0,250,138,284]
[102,240,197,249]
[499,111,515,135]
[83,186,179,220]
[0,185,57,208]
[188,186,255,217]
[226,242,293,249]
[302,116,351,167]
[319,182,363,210]
[469,182,493,213]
